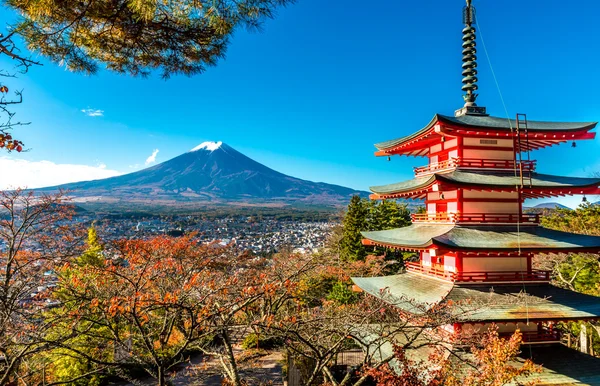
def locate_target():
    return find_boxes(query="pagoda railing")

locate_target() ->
[404,262,454,280]
[411,212,540,224]
[405,262,551,283]
[454,270,551,283]
[501,330,560,343]
[413,158,459,175]
[414,158,536,176]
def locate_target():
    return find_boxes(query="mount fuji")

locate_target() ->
[37,142,368,210]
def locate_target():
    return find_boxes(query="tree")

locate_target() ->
[41,226,107,386]
[49,236,234,386]
[48,236,315,386]
[8,0,294,78]
[272,294,475,386]
[537,203,600,355]
[538,203,600,292]
[0,189,82,385]
[340,196,369,262]
[340,196,411,262]
[0,28,39,153]
[367,328,540,386]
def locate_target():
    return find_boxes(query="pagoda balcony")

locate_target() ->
[410,212,540,224]
[413,157,536,177]
[405,262,551,283]
[500,330,561,344]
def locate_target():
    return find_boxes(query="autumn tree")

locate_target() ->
[0,189,82,385]
[368,328,540,386]
[7,0,294,78]
[269,293,478,386]
[47,236,317,386]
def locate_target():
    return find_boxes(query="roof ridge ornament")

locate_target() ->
[455,0,488,117]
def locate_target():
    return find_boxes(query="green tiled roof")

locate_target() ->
[439,114,597,132]
[351,272,600,322]
[362,224,600,252]
[361,224,454,249]
[513,344,600,385]
[448,283,600,321]
[352,273,454,314]
[374,114,597,151]
[370,170,600,195]
[453,344,600,385]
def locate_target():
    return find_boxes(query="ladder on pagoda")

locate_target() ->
[516,113,532,188]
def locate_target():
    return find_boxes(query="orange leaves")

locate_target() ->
[0,133,24,152]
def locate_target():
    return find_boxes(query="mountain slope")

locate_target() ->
[530,202,571,210]
[39,142,367,208]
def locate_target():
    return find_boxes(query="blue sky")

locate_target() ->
[1,0,600,207]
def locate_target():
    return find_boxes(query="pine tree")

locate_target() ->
[7,0,294,78]
[340,195,369,262]
[386,200,412,229]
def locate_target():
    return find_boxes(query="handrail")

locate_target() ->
[411,212,540,224]
[404,262,454,280]
[413,158,459,175]
[405,262,551,283]
[414,157,536,176]
[454,270,550,283]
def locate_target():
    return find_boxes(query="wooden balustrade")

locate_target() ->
[405,262,551,283]
[413,158,459,175]
[410,212,540,224]
[454,270,550,283]
[413,157,536,176]
[404,262,454,280]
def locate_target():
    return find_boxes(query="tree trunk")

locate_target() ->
[157,365,166,386]
[222,331,242,386]
[304,361,323,386]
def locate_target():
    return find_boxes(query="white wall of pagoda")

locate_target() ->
[462,257,528,272]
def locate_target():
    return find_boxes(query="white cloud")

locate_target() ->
[145,149,159,166]
[0,157,122,190]
[81,108,104,117]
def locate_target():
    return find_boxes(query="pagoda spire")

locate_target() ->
[456,0,487,117]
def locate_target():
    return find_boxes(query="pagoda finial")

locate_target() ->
[455,0,487,117]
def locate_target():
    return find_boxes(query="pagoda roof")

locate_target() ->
[512,344,600,385]
[370,170,600,199]
[374,114,597,154]
[361,224,600,253]
[352,272,600,322]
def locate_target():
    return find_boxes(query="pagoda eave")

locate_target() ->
[374,114,598,155]
[362,224,600,253]
[352,272,600,322]
[370,171,600,199]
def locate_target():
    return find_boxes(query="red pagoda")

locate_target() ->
[352,1,600,384]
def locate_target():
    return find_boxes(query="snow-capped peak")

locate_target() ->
[190,141,223,152]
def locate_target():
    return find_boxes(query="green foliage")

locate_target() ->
[340,196,369,262]
[8,0,293,78]
[557,253,600,294]
[339,195,411,261]
[77,226,104,266]
[296,274,338,307]
[241,333,282,350]
[42,227,109,385]
[541,202,600,236]
[326,281,358,305]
